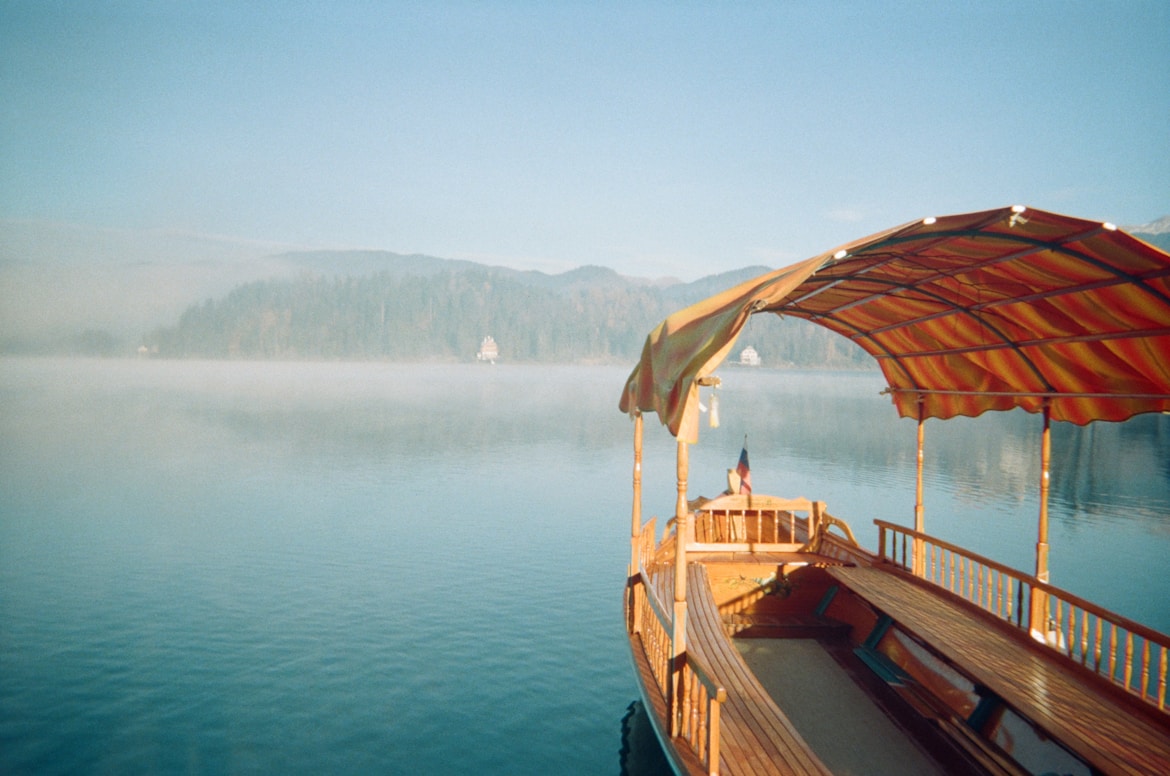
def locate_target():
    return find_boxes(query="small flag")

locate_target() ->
[736,438,751,495]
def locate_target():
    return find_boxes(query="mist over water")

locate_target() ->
[1,359,1167,774]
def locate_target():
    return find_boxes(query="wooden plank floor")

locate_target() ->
[827,565,1170,776]
[736,638,950,776]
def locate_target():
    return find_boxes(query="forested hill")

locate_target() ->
[146,252,872,367]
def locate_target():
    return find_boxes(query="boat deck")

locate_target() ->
[649,555,1170,775]
[736,638,949,776]
[826,564,1170,776]
[637,550,1170,775]
[677,557,965,776]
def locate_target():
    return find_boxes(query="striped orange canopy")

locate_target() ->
[621,206,1170,441]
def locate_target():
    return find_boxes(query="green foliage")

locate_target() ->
[147,266,872,367]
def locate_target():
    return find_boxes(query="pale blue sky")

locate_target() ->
[2,1,1168,279]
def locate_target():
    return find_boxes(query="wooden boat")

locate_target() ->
[620,206,1170,775]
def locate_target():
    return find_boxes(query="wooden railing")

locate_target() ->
[629,518,726,775]
[689,494,823,552]
[631,562,673,700]
[635,517,658,577]
[820,512,860,548]
[876,520,1170,714]
[800,510,878,567]
[679,647,726,774]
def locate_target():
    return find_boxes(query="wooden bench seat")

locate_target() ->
[683,563,835,776]
[827,565,1170,776]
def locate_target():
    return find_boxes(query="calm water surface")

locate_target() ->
[1,359,1167,774]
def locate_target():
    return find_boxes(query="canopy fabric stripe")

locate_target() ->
[620,206,1170,440]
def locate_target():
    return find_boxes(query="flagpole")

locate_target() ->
[736,434,752,500]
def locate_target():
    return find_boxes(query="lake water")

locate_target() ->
[1,358,1167,774]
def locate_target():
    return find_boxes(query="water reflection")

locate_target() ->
[0,359,643,775]
[1054,414,1170,525]
[678,368,1170,532]
[168,361,633,457]
[618,701,673,776]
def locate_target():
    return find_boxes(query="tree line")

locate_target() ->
[146,266,873,367]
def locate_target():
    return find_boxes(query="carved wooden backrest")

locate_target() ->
[693,493,825,545]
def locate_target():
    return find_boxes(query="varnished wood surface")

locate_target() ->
[688,551,846,567]
[679,564,835,776]
[627,630,709,776]
[827,565,1170,776]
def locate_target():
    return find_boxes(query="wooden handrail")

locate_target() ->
[641,565,673,635]
[875,519,1170,713]
[678,643,727,775]
[875,521,1169,644]
[632,566,673,704]
[635,517,658,580]
[630,521,727,774]
[821,511,860,546]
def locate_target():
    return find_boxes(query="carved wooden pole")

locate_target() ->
[1031,403,1052,636]
[675,438,690,602]
[913,398,926,576]
[671,438,689,736]
[630,412,643,578]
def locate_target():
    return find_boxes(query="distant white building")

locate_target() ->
[477,336,499,364]
[738,345,761,366]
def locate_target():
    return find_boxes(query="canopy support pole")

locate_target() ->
[629,413,643,578]
[913,399,926,576]
[1031,404,1052,637]
[671,439,689,736]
